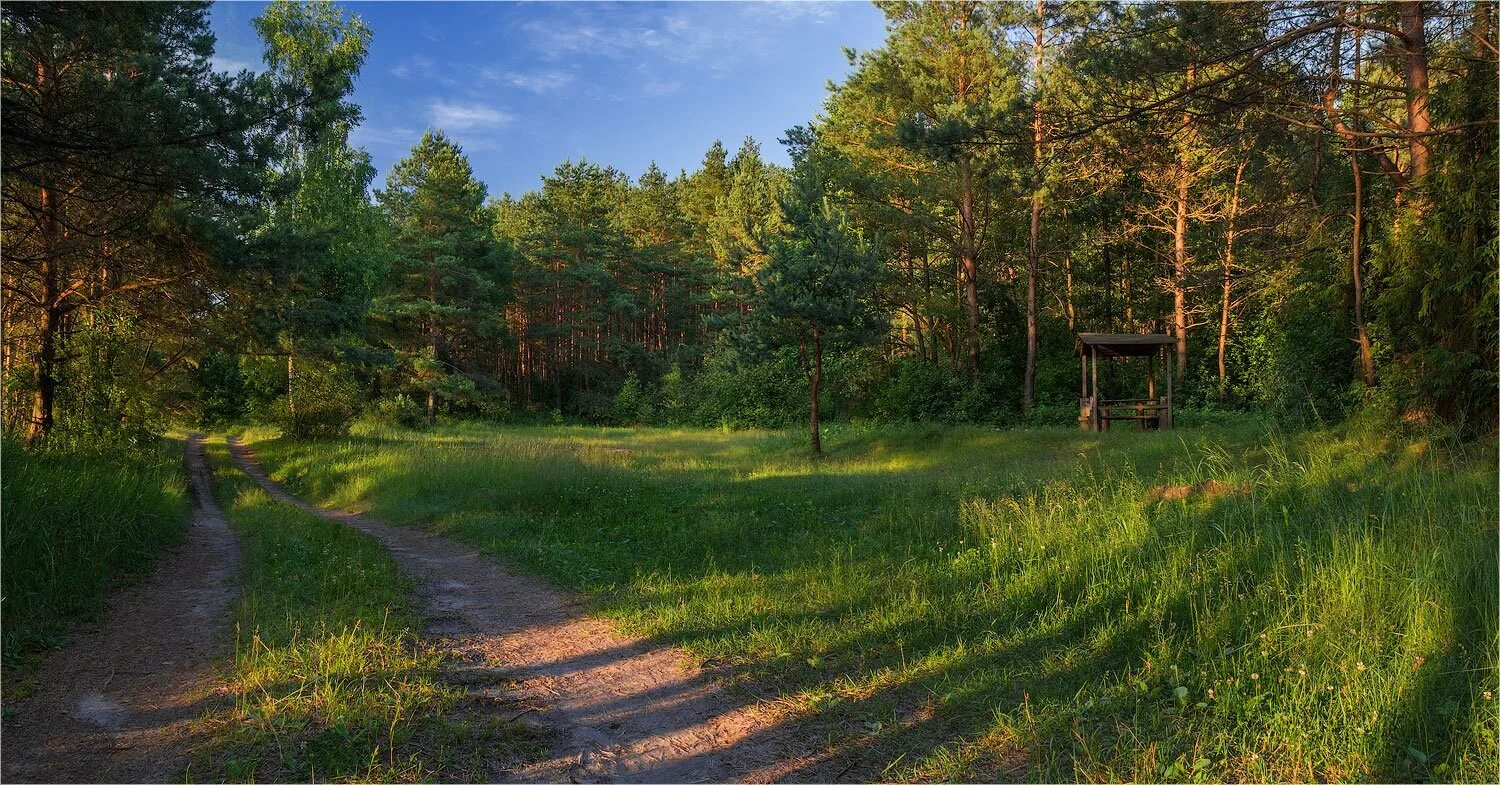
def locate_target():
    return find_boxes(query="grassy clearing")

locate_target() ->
[190,437,542,783]
[245,421,1498,782]
[1,437,188,680]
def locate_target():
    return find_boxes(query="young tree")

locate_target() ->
[747,130,886,454]
[375,131,506,421]
[238,0,385,435]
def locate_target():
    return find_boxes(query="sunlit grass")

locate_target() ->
[190,438,539,782]
[245,421,1498,782]
[0,437,188,679]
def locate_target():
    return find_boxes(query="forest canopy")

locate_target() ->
[3,0,1495,450]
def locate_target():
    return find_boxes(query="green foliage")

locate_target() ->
[290,360,360,439]
[369,393,426,429]
[375,130,506,419]
[744,131,887,450]
[688,340,806,429]
[280,357,361,439]
[0,1,296,443]
[657,363,692,425]
[45,311,176,453]
[196,350,248,426]
[748,132,887,356]
[251,421,1498,783]
[1,438,188,669]
[612,373,653,425]
[864,356,972,423]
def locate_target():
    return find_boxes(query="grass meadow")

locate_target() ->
[1,437,188,682]
[242,421,1497,782]
[191,437,541,782]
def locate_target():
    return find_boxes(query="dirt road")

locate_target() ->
[228,436,807,783]
[2,434,241,783]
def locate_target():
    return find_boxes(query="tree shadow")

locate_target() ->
[243,425,1496,782]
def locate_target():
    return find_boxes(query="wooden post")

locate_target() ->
[1080,351,1089,430]
[1080,353,1087,400]
[1164,346,1173,429]
[1090,347,1100,431]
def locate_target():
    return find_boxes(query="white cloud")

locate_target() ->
[745,1,838,24]
[485,68,576,94]
[427,101,514,131]
[391,55,435,80]
[211,55,254,73]
[519,13,721,65]
[641,79,682,97]
[350,124,420,150]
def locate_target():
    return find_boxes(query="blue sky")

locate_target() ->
[209,1,888,199]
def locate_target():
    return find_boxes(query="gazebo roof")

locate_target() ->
[1075,332,1178,358]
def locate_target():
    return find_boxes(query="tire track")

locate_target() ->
[228,436,806,783]
[2,434,241,783]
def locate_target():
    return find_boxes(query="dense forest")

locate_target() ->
[3,1,1495,452]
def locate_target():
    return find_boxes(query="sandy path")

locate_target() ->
[2,434,241,783]
[228,436,805,783]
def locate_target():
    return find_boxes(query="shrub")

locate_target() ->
[612,373,654,425]
[283,359,362,439]
[369,393,426,428]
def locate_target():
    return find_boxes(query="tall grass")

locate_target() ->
[1,437,188,671]
[248,421,1498,782]
[192,438,541,782]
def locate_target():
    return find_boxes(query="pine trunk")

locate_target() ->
[1400,1,1431,184]
[809,328,823,455]
[1024,0,1045,415]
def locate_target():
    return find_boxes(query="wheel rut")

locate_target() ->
[227,436,806,783]
[1,434,241,783]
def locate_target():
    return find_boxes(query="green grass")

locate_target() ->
[1,437,189,678]
[244,420,1498,782]
[190,437,542,782]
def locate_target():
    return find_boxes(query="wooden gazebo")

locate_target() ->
[1076,333,1178,431]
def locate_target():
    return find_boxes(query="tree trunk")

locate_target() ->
[809,327,823,455]
[1351,143,1376,387]
[1349,22,1377,388]
[1172,173,1190,385]
[1400,1,1431,184]
[1218,159,1246,389]
[958,161,980,375]
[28,301,59,446]
[287,353,296,425]
[1024,0,1045,415]
[1172,65,1194,386]
[1063,243,1076,331]
[427,260,439,422]
[27,181,61,446]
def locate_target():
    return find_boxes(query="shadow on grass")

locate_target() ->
[248,425,1497,782]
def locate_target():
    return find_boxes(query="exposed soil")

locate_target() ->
[1145,478,1253,503]
[2,434,241,783]
[229,437,813,783]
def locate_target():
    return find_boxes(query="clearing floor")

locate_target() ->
[228,436,813,783]
[1,435,241,784]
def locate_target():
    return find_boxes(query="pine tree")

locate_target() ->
[747,130,886,454]
[375,131,506,421]
[0,2,287,443]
